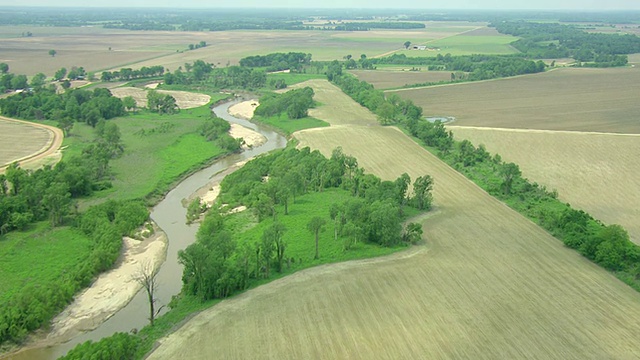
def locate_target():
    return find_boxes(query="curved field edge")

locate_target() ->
[0,117,63,174]
[146,80,640,359]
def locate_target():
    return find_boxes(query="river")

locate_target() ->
[5,100,287,360]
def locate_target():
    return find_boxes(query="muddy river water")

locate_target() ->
[5,100,287,360]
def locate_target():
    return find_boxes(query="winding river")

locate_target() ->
[6,100,287,360]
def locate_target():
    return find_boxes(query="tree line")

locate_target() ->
[254,86,315,119]
[100,65,165,82]
[0,87,126,130]
[163,61,266,90]
[178,146,430,301]
[493,21,640,66]
[370,53,546,82]
[331,71,640,290]
[239,52,312,73]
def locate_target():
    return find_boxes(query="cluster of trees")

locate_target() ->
[146,90,178,115]
[239,52,312,72]
[493,21,640,66]
[188,41,207,50]
[179,147,431,301]
[101,65,165,82]
[197,115,242,152]
[254,87,314,119]
[342,54,374,70]
[0,125,124,234]
[0,193,148,344]
[60,332,140,360]
[163,61,266,90]
[0,87,126,128]
[371,54,546,81]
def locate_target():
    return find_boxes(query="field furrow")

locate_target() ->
[149,80,640,360]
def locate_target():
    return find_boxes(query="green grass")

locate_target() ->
[66,99,233,205]
[235,189,408,267]
[401,35,520,56]
[253,113,329,135]
[0,222,92,303]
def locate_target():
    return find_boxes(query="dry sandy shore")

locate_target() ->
[228,99,259,120]
[45,225,167,344]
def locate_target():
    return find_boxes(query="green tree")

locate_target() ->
[264,222,287,272]
[30,73,47,88]
[42,182,71,227]
[412,175,434,210]
[404,41,412,49]
[54,67,67,81]
[10,75,28,90]
[394,173,411,205]
[307,216,326,260]
[500,162,521,195]
[49,49,57,57]
[122,96,137,112]
[403,222,423,244]
[0,63,8,74]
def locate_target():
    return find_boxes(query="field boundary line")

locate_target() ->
[0,116,64,174]
[371,25,485,59]
[447,125,640,138]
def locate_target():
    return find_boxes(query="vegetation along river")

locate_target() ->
[6,100,287,360]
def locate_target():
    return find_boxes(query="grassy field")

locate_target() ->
[149,79,640,359]
[395,27,520,57]
[449,126,640,244]
[0,119,52,167]
[265,72,326,87]
[0,222,92,303]
[390,67,640,133]
[349,69,453,89]
[65,94,230,204]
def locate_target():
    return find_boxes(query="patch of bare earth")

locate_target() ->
[148,80,640,359]
[389,67,640,134]
[0,116,64,174]
[109,87,210,109]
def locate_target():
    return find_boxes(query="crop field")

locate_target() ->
[0,117,63,173]
[395,27,520,57]
[449,126,640,244]
[390,67,640,133]
[0,23,501,77]
[349,69,453,89]
[109,87,211,109]
[149,80,640,359]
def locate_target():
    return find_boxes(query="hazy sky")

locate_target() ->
[0,0,639,10]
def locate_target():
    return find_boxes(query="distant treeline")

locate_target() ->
[239,52,312,72]
[330,70,640,291]
[371,54,546,81]
[493,21,640,66]
[100,65,165,82]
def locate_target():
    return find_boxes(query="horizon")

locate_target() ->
[0,0,639,11]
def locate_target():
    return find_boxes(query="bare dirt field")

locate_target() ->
[0,117,63,173]
[449,126,640,244]
[390,67,640,133]
[0,24,497,77]
[149,80,640,360]
[349,69,452,89]
[109,87,211,109]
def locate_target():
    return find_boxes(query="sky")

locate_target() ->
[0,0,639,10]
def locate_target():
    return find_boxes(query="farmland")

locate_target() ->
[149,80,640,359]
[0,117,63,173]
[0,22,509,77]
[396,27,520,57]
[390,67,640,133]
[449,126,640,244]
[349,69,453,89]
[109,87,211,109]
